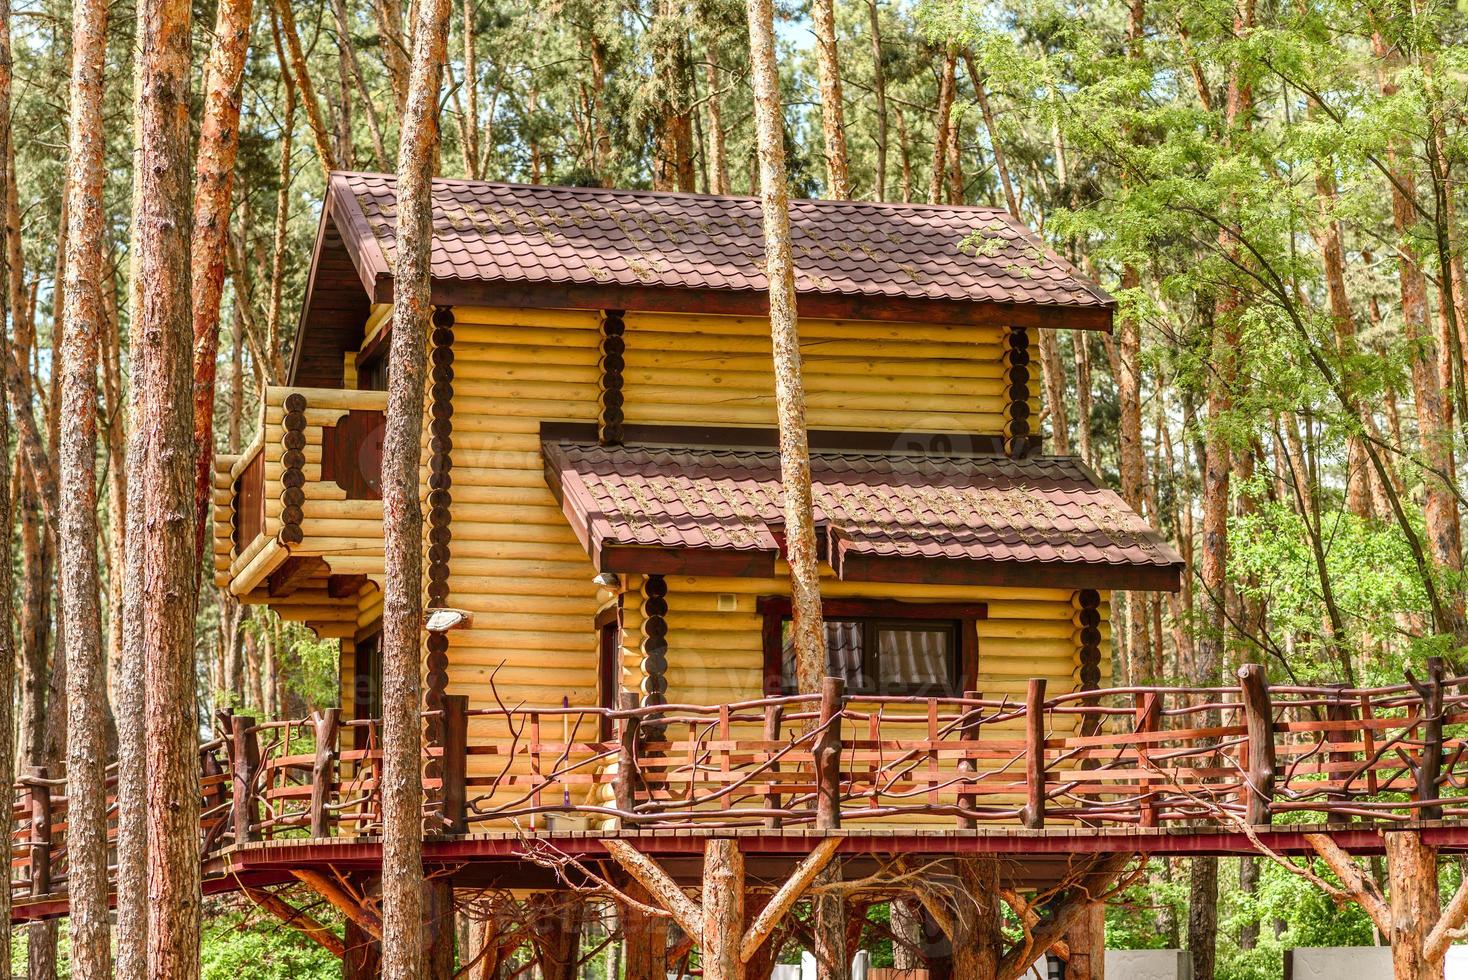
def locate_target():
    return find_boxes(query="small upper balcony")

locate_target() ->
[214,385,388,604]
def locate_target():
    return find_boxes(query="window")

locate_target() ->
[780,618,959,696]
[759,598,984,697]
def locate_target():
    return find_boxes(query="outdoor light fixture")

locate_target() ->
[592,572,621,589]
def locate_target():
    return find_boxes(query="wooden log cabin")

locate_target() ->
[200,172,1190,975]
[214,172,1180,749]
[21,173,1468,976]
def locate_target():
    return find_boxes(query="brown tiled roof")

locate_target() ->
[328,172,1114,328]
[543,436,1183,592]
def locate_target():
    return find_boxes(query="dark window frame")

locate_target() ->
[595,601,622,741]
[757,597,985,697]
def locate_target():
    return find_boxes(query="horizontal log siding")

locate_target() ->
[293,305,1111,827]
[439,307,605,734]
[641,576,1108,708]
[620,312,1036,436]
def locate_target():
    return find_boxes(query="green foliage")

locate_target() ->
[275,620,343,712]
[200,908,340,980]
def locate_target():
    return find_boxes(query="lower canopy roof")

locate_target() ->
[541,424,1184,593]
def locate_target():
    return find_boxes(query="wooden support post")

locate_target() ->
[1063,902,1106,980]
[310,708,340,838]
[231,714,261,843]
[529,892,581,980]
[24,768,51,896]
[1385,830,1441,980]
[441,695,469,835]
[622,880,668,980]
[914,856,1002,979]
[1134,691,1161,829]
[815,676,845,830]
[763,702,784,829]
[702,839,746,980]
[615,692,641,821]
[1324,684,1356,827]
[343,917,382,980]
[1237,664,1276,827]
[741,839,841,963]
[1022,678,1046,829]
[424,879,456,979]
[956,690,981,830]
[1411,656,1446,821]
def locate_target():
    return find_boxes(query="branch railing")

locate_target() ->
[10,660,1468,906]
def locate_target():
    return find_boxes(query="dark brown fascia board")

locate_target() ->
[328,174,391,293]
[834,551,1185,594]
[598,544,779,578]
[392,278,1115,332]
[593,541,1181,593]
[539,421,1010,457]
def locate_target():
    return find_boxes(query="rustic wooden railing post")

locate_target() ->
[1237,664,1276,827]
[614,692,641,822]
[1021,678,1046,829]
[1134,691,1161,828]
[956,690,981,830]
[1323,684,1356,826]
[763,702,784,829]
[231,715,261,844]
[1410,656,1446,821]
[814,676,845,830]
[310,708,340,838]
[441,696,469,835]
[25,767,50,896]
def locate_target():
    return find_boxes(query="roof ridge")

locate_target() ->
[331,170,1019,218]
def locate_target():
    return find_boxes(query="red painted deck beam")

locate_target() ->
[221,822,1468,873]
[17,824,1468,923]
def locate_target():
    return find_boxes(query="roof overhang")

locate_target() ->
[541,423,1184,594]
[293,174,1118,384]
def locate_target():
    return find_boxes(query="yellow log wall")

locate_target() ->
[619,312,1038,438]
[318,306,1108,826]
[621,574,1110,708]
[436,307,607,724]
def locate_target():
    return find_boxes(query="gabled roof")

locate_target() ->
[292,173,1115,385]
[542,429,1183,593]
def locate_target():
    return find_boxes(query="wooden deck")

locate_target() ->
[11,661,1468,921]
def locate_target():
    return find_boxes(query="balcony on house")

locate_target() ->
[213,385,388,617]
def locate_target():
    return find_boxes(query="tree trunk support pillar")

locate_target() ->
[1063,902,1106,980]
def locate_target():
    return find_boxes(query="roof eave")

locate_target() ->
[370,276,1115,332]
[592,541,1183,593]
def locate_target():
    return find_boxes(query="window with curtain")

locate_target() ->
[779,617,959,696]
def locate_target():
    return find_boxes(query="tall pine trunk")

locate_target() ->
[745,0,824,702]
[114,14,151,977]
[0,0,17,964]
[866,0,887,201]
[1372,28,1464,641]
[928,46,955,205]
[57,0,112,969]
[380,0,452,975]
[748,3,839,973]
[811,0,850,199]
[190,0,253,560]
[136,0,203,972]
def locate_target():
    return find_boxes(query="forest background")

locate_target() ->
[4,0,1466,977]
